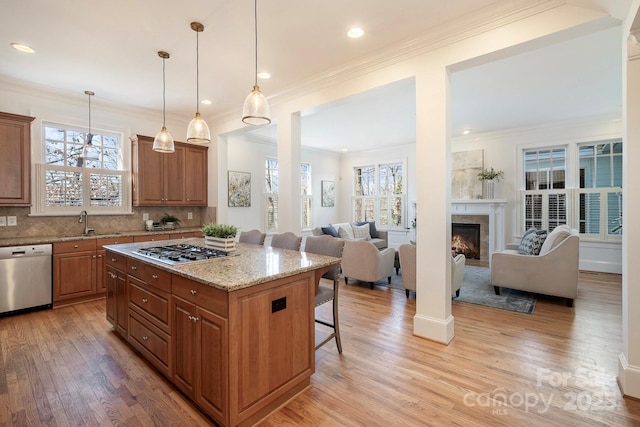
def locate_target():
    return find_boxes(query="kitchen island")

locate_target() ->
[104,238,340,427]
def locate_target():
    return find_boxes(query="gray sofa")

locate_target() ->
[491,225,579,307]
[311,221,388,249]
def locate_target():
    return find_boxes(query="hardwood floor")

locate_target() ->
[1,271,639,426]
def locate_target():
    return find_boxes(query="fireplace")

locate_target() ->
[452,223,480,259]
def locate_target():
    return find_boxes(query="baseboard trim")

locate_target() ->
[618,352,640,398]
[413,313,455,344]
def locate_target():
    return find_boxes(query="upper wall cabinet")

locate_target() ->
[0,112,35,206]
[132,135,208,207]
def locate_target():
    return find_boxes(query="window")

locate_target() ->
[577,141,622,237]
[35,122,128,214]
[263,159,312,231]
[264,158,279,232]
[520,140,622,240]
[353,162,405,228]
[300,163,312,228]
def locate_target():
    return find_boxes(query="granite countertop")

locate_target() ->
[104,238,340,292]
[0,227,204,247]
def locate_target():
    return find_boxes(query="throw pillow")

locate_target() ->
[321,224,339,238]
[539,224,572,255]
[352,223,371,240]
[518,229,548,255]
[355,221,378,238]
[337,224,355,239]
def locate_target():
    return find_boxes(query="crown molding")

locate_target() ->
[0,75,191,124]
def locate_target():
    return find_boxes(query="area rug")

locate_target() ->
[382,265,536,314]
[455,266,536,314]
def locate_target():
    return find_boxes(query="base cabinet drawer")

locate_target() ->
[129,312,170,376]
[129,278,170,333]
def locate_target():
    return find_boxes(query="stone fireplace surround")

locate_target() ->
[451,199,507,263]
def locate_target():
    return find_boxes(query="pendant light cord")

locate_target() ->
[254,0,258,87]
[162,56,167,127]
[88,93,91,134]
[196,29,200,113]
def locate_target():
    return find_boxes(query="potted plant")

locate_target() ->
[477,167,504,199]
[160,212,181,229]
[202,223,238,251]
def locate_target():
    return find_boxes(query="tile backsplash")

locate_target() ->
[0,206,216,239]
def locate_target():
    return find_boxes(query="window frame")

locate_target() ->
[352,160,407,230]
[518,139,622,242]
[32,119,131,216]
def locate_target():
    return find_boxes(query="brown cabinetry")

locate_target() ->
[172,275,227,421]
[105,257,127,336]
[132,135,208,207]
[0,112,35,206]
[53,240,97,302]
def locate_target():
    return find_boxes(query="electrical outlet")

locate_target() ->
[0,216,6,226]
[187,212,193,220]
[143,213,149,221]
[7,216,17,226]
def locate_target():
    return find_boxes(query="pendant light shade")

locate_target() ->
[242,0,270,126]
[186,22,211,143]
[81,90,99,163]
[153,50,174,153]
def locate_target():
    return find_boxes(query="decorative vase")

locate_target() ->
[205,236,236,252]
[484,180,495,199]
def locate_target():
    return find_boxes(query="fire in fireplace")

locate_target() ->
[451,223,480,259]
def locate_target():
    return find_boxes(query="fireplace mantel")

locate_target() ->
[451,199,507,260]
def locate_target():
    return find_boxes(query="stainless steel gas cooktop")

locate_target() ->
[135,244,236,265]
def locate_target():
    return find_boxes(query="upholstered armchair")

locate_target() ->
[342,240,395,289]
[399,244,465,298]
[451,253,465,298]
[491,225,579,306]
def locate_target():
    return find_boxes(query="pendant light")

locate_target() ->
[242,0,271,126]
[186,22,211,143]
[79,90,99,165]
[153,51,175,153]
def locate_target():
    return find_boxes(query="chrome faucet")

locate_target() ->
[79,210,95,235]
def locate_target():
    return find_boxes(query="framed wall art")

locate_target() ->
[321,180,335,207]
[228,170,251,207]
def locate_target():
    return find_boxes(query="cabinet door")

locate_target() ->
[53,251,96,302]
[133,136,164,205]
[0,112,34,206]
[196,306,227,421]
[185,146,208,206]
[97,249,106,293]
[115,273,128,337]
[172,296,197,397]
[105,265,117,325]
[163,144,186,205]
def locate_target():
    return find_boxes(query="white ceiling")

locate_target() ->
[0,0,631,152]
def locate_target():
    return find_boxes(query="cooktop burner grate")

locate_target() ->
[135,244,235,264]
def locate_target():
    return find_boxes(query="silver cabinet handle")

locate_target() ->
[92,255,96,259]
[190,289,197,295]
[142,336,149,341]
[131,266,137,270]
[152,274,158,279]
[142,298,148,304]
[74,244,78,248]
[97,254,102,258]
[188,315,199,323]
[111,258,117,262]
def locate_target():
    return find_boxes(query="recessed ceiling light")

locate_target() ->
[341,148,348,152]
[257,71,271,79]
[201,99,212,105]
[347,28,364,39]
[11,43,34,53]
[463,129,471,135]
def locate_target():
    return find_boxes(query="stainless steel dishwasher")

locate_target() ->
[0,244,52,316]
